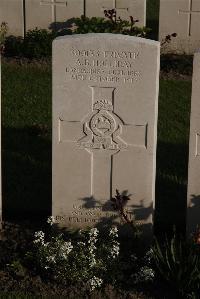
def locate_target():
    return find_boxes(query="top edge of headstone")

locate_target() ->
[53,33,160,48]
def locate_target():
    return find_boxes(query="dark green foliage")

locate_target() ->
[153,235,200,296]
[4,29,56,58]
[22,29,57,59]
[3,10,150,59]
[4,36,24,57]
[73,13,150,37]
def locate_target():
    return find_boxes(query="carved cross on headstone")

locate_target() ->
[40,0,67,23]
[59,86,147,201]
[178,0,200,36]
[102,0,129,14]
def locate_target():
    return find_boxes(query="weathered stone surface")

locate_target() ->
[0,0,146,35]
[159,0,200,54]
[85,0,146,26]
[187,51,200,234]
[0,0,24,36]
[25,0,84,31]
[52,34,160,231]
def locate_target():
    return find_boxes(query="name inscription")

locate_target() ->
[66,48,142,84]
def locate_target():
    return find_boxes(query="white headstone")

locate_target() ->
[85,0,146,27]
[159,0,200,54]
[0,0,24,36]
[52,34,160,232]
[187,51,200,234]
[25,0,84,31]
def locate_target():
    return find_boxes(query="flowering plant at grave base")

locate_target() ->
[130,249,155,285]
[110,189,141,237]
[0,22,8,54]
[31,216,120,291]
[73,9,151,38]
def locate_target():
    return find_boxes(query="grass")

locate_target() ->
[156,80,191,234]
[1,61,192,233]
[2,62,52,219]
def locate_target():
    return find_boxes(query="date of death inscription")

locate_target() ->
[65,48,142,84]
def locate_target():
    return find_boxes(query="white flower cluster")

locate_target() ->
[111,242,120,258]
[59,241,73,260]
[144,249,154,264]
[134,266,155,283]
[33,231,45,245]
[109,226,118,237]
[89,228,99,240]
[109,227,120,259]
[47,216,56,226]
[88,228,99,268]
[88,276,103,291]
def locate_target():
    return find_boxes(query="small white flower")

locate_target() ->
[134,266,155,283]
[34,231,45,239]
[110,241,120,258]
[89,228,99,237]
[46,255,56,264]
[42,242,49,248]
[89,253,96,267]
[60,241,73,256]
[47,216,56,226]
[88,243,96,253]
[88,276,103,291]
[144,249,154,264]
[33,231,45,244]
[109,226,118,237]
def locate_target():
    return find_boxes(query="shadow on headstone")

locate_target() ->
[2,126,52,222]
[79,192,153,238]
[49,18,77,35]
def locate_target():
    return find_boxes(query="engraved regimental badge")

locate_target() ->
[78,92,127,151]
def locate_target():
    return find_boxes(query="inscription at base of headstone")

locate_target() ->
[52,34,160,232]
[187,51,200,234]
[159,0,200,54]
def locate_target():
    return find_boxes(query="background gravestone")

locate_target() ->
[52,34,160,232]
[187,51,200,234]
[25,0,84,32]
[159,0,200,54]
[0,0,24,36]
[85,0,146,27]
[0,0,147,36]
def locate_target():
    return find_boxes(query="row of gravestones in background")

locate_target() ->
[1,0,200,54]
